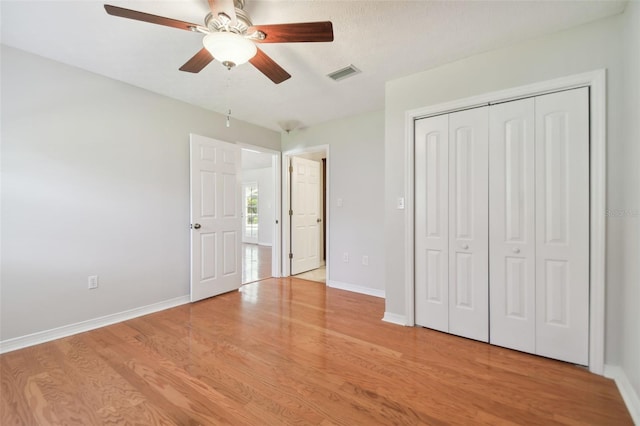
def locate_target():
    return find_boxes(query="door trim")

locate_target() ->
[403,70,606,374]
[238,143,282,279]
[282,145,330,279]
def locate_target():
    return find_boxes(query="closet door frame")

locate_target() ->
[403,70,606,375]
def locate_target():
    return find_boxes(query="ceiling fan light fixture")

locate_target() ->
[203,31,257,68]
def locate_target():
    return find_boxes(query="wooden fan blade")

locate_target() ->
[104,5,200,31]
[249,48,291,84]
[179,48,214,73]
[249,22,334,43]
[208,0,237,24]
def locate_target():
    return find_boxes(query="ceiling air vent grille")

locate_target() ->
[327,65,361,81]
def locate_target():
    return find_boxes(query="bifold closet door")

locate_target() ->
[535,88,589,365]
[448,108,489,342]
[489,98,536,353]
[415,108,489,342]
[415,114,449,332]
[489,88,589,365]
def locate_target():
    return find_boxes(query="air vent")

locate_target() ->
[327,65,361,81]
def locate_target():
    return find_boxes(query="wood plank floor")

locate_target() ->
[1,278,632,425]
[242,243,272,284]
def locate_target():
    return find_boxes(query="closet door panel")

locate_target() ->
[535,87,589,365]
[489,98,536,353]
[448,107,489,342]
[415,115,449,332]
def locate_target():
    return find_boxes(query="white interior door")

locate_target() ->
[415,114,450,332]
[190,134,242,302]
[489,98,536,353]
[291,157,320,275]
[448,107,489,342]
[535,88,589,365]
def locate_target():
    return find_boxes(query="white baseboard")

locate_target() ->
[0,295,190,354]
[604,365,640,424]
[327,280,385,298]
[382,312,409,326]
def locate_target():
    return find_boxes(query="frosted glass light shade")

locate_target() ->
[203,32,257,67]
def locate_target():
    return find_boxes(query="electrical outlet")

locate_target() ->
[343,252,349,263]
[362,255,369,266]
[88,275,98,289]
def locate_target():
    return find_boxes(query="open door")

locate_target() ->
[290,156,321,275]
[190,134,242,302]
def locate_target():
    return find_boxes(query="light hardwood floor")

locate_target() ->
[1,278,632,425]
[242,243,272,284]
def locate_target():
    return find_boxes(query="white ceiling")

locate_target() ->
[1,0,627,132]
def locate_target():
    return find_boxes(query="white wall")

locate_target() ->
[385,7,637,397]
[0,46,280,342]
[620,0,640,407]
[242,167,275,246]
[282,110,385,294]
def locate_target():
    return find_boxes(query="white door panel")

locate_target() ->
[413,88,588,364]
[190,134,242,302]
[291,157,320,275]
[535,88,589,365]
[489,98,536,353]
[448,107,489,342]
[415,114,449,332]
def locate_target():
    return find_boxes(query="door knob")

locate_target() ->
[461,244,469,250]
[512,247,520,254]
[192,223,201,229]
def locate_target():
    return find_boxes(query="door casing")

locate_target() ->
[239,143,282,279]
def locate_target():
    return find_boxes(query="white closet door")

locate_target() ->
[415,114,449,331]
[448,107,489,342]
[489,98,536,353]
[535,87,589,365]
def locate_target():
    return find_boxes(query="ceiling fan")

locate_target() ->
[104,0,334,84]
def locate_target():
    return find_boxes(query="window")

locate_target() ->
[243,182,258,242]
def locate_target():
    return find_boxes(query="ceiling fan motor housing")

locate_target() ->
[206,0,252,34]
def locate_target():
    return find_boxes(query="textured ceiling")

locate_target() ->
[1,0,627,131]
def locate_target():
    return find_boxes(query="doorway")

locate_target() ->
[282,146,329,283]
[240,146,281,284]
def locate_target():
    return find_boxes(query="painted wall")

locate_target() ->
[385,7,636,384]
[620,0,640,407]
[282,110,385,294]
[242,167,275,246]
[0,46,280,342]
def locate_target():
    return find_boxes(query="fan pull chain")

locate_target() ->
[225,73,231,128]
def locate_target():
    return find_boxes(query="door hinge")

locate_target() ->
[289,253,293,259]
[289,209,293,216]
[289,165,293,173]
